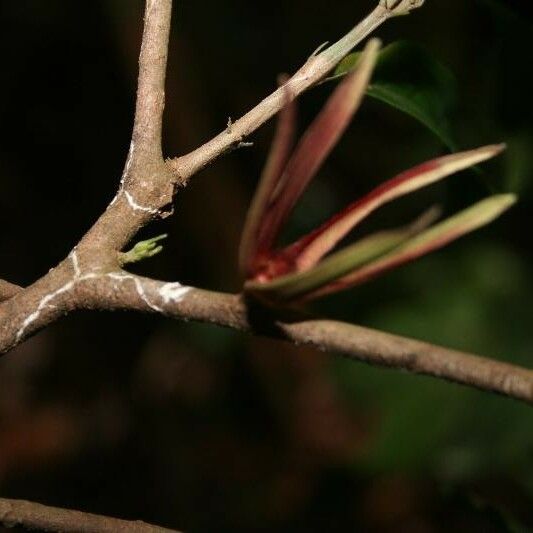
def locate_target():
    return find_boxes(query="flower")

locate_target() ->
[239,39,516,303]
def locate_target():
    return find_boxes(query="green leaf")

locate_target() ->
[333,41,458,150]
[120,234,168,265]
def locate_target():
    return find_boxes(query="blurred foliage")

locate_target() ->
[1,0,533,532]
[334,41,458,149]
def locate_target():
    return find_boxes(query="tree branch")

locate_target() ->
[0,0,425,349]
[73,273,533,405]
[0,0,175,350]
[77,0,175,255]
[0,1,531,530]
[0,0,528,455]
[168,2,396,183]
[0,279,21,302]
[132,0,172,156]
[0,497,180,533]
[3,268,533,404]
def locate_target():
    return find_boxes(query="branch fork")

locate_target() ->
[0,0,530,449]
[1,1,532,530]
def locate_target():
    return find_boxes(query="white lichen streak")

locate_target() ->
[15,253,97,343]
[109,141,135,208]
[15,281,77,343]
[70,250,81,278]
[123,141,135,184]
[159,282,192,305]
[108,193,119,208]
[107,273,163,313]
[124,191,159,215]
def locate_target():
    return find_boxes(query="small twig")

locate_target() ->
[168,1,414,183]
[0,497,180,533]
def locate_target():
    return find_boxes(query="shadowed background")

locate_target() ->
[0,0,532,531]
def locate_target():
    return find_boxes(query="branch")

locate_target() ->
[0,0,175,349]
[0,0,425,350]
[77,0,175,254]
[73,273,533,405]
[132,0,171,156]
[168,1,417,183]
[12,0,533,530]
[0,0,528,425]
[0,497,180,533]
[0,279,21,302]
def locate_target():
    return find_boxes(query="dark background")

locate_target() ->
[1,0,533,531]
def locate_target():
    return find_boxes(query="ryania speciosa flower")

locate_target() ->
[239,39,516,303]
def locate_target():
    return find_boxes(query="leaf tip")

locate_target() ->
[464,193,516,231]
[475,142,507,161]
[488,192,517,213]
[435,143,507,176]
[342,38,381,92]
[366,37,382,54]
[360,38,382,68]
[485,142,507,157]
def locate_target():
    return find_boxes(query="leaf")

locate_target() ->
[284,144,505,272]
[254,39,381,259]
[238,76,297,276]
[244,208,439,302]
[121,234,168,265]
[307,194,516,299]
[333,41,458,150]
